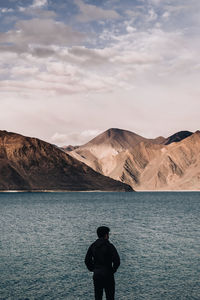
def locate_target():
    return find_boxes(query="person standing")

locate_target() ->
[85,226,120,300]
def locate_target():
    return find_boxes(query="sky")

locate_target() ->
[0,0,200,146]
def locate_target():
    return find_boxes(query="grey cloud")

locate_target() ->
[36,9,56,18]
[0,18,85,54]
[68,46,111,65]
[25,8,57,18]
[75,0,120,22]
[31,46,56,57]
[18,4,57,18]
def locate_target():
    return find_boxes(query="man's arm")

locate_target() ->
[110,244,120,273]
[85,245,94,272]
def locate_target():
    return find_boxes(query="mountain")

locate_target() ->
[0,130,133,191]
[138,131,200,190]
[61,145,79,152]
[67,128,165,175]
[164,131,193,145]
[82,127,166,149]
[66,128,200,190]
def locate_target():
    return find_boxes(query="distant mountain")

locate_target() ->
[66,128,200,190]
[137,131,200,190]
[164,131,193,145]
[84,128,147,149]
[66,128,165,173]
[0,130,132,191]
[61,145,79,152]
[83,128,166,149]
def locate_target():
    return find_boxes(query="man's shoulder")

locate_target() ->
[88,241,96,249]
[108,241,117,250]
[88,239,117,250]
[88,239,99,249]
[105,239,115,247]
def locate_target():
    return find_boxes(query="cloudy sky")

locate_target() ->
[0,0,200,145]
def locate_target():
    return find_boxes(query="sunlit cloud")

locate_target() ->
[31,0,48,8]
[51,129,101,146]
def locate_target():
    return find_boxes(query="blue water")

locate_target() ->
[0,192,199,300]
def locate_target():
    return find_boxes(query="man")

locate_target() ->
[85,226,120,300]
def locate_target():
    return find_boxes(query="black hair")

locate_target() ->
[97,226,110,238]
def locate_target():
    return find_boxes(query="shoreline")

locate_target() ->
[0,190,199,193]
[0,190,129,193]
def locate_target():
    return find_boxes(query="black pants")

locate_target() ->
[93,275,115,300]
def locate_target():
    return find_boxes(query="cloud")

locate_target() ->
[50,129,101,146]
[24,8,56,18]
[148,9,157,21]
[0,4,199,95]
[162,11,170,19]
[17,0,55,19]
[67,46,112,65]
[50,133,70,146]
[75,0,120,22]
[148,0,161,5]
[81,129,101,139]
[0,21,198,98]
[110,50,160,65]
[126,26,136,33]
[31,0,48,8]
[0,18,85,54]
[0,8,14,13]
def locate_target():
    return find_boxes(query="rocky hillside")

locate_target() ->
[66,128,200,190]
[0,130,133,191]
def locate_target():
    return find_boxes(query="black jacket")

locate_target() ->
[85,238,120,277]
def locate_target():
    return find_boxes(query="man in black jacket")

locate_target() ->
[85,226,120,300]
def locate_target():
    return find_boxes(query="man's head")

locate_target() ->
[97,226,110,239]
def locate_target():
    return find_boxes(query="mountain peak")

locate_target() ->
[84,127,146,149]
[106,128,124,137]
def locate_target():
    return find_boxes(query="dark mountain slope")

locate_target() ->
[164,131,193,145]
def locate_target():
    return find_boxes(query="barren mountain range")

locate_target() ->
[66,128,200,191]
[1,128,199,191]
[0,130,132,191]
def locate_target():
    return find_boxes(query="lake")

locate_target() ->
[0,192,199,300]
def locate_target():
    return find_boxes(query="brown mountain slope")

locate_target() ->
[107,142,164,188]
[67,128,166,175]
[131,131,200,190]
[148,130,200,190]
[0,130,133,191]
[67,129,200,191]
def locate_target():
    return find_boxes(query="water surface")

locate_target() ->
[0,192,199,299]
